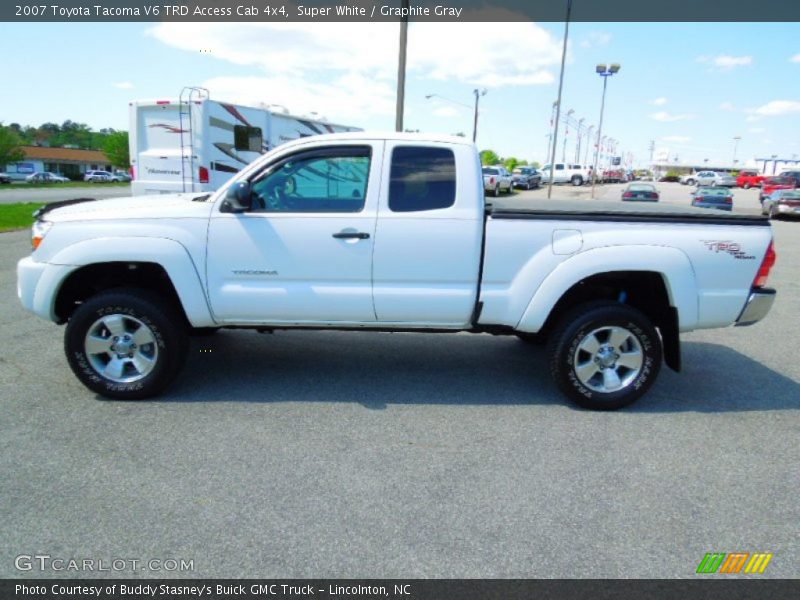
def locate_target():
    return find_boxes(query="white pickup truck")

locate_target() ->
[539,162,592,186]
[17,133,777,410]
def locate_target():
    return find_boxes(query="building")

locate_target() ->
[3,146,113,181]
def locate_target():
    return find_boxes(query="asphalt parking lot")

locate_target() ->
[1,184,797,578]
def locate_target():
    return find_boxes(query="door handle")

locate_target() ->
[332,232,370,240]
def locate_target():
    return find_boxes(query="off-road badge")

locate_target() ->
[701,240,755,260]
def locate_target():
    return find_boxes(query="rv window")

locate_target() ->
[389,146,456,212]
[249,146,371,213]
[234,125,263,152]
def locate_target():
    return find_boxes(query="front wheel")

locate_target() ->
[571,175,583,186]
[743,182,751,190]
[493,184,500,197]
[65,288,188,399]
[548,302,662,410]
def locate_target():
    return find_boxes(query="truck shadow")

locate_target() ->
[168,330,799,413]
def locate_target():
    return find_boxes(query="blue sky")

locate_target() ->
[1,21,798,167]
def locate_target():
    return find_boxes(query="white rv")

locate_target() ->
[129,88,361,195]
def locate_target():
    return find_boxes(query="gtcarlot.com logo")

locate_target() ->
[696,552,773,574]
[15,554,194,572]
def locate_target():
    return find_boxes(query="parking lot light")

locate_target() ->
[591,63,621,198]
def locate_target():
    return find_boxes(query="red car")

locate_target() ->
[736,170,765,189]
[760,176,795,203]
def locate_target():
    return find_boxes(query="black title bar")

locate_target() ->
[3,0,799,22]
[3,579,800,600]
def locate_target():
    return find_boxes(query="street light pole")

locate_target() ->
[473,89,487,143]
[394,0,410,132]
[584,125,594,165]
[591,63,620,199]
[547,0,573,199]
[575,117,584,163]
[732,136,741,166]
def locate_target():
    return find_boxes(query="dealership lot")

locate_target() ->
[1,189,797,578]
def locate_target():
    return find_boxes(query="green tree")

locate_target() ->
[503,157,520,171]
[0,124,25,169]
[102,131,130,169]
[480,149,500,166]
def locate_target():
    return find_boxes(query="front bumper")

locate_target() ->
[735,287,776,326]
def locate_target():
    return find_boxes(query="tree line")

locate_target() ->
[0,121,130,170]
[480,149,540,172]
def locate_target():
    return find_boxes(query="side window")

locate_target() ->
[555,164,564,171]
[389,146,456,213]
[234,125,263,152]
[250,146,371,213]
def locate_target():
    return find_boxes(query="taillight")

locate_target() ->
[490,176,495,184]
[754,240,776,288]
[622,192,633,198]
[725,197,732,203]
[130,165,136,180]
[648,192,658,199]
[198,166,209,184]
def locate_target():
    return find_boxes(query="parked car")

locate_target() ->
[511,166,541,190]
[84,170,116,182]
[539,163,590,186]
[694,171,736,187]
[17,132,777,410]
[0,172,11,184]
[679,173,697,185]
[778,170,800,188]
[761,189,800,219]
[25,172,69,183]
[482,166,513,196]
[621,183,659,202]
[736,170,765,189]
[113,170,132,182]
[759,176,795,203]
[601,168,626,183]
[691,186,733,211]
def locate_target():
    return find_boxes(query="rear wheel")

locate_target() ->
[686,179,695,186]
[493,184,500,197]
[548,302,662,410]
[65,288,188,399]
[744,182,751,190]
[571,175,583,186]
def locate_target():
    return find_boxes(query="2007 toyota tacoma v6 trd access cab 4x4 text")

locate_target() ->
[17,133,777,409]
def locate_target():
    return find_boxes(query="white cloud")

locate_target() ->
[113,82,134,89]
[650,97,668,106]
[146,22,562,121]
[747,127,765,133]
[752,100,800,117]
[697,54,753,69]
[662,136,691,143]
[433,106,460,118]
[791,54,800,63]
[650,111,694,122]
[580,32,612,48]
[719,102,735,111]
[200,74,397,121]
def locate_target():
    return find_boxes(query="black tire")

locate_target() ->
[571,175,583,186]
[686,179,695,186]
[547,302,662,410]
[769,205,778,220]
[493,184,500,197]
[65,288,188,399]
[743,183,751,190]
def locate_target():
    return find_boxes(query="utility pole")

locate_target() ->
[394,0,410,132]
[547,0,573,199]
[472,89,487,143]
[732,136,741,166]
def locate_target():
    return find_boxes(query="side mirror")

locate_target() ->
[222,181,252,212]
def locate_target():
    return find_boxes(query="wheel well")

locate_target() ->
[55,262,189,326]
[540,271,681,371]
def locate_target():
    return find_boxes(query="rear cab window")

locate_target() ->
[389,146,456,213]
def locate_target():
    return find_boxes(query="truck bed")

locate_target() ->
[489,198,769,226]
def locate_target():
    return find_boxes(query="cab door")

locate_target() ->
[206,142,383,324]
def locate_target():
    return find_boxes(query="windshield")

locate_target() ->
[628,184,655,191]
[483,168,498,175]
[766,177,791,185]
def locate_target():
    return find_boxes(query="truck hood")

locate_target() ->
[39,193,215,223]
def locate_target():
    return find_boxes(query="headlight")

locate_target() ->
[31,220,53,250]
